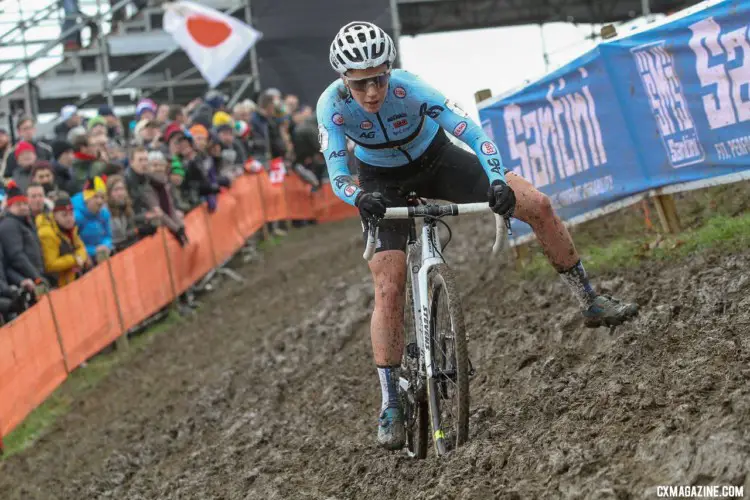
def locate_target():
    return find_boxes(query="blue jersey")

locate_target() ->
[316,69,507,206]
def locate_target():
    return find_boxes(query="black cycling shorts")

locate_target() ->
[358,129,509,254]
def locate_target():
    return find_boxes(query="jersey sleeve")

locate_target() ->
[316,92,362,206]
[402,71,507,184]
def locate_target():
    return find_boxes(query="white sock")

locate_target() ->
[377,365,400,411]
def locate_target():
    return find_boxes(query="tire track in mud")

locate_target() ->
[2,215,750,499]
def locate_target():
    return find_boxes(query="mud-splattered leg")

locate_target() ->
[368,250,407,409]
[368,250,407,364]
[504,172,595,308]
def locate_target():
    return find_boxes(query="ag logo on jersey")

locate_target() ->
[480,141,497,155]
[360,131,376,139]
[453,121,467,137]
[445,99,469,118]
[419,103,444,119]
[318,125,329,151]
[393,87,407,99]
[360,120,373,130]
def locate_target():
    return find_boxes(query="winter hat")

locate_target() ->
[136,98,157,119]
[162,122,185,143]
[204,90,227,110]
[53,194,74,213]
[98,104,115,117]
[83,175,107,201]
[188,124,208,138]
[60,105,78,122]
[147,150,167,164]
[51,140,74,160]
[234,120,250,139]
[5,180,28,207]
[170,164,186,177]
[67,126,87,143]
[87,115,108,131]
[212,111,233,127]
[14,141,35,159]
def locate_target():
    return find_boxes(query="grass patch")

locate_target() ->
[521,212,750,279]
[1,310,181,458]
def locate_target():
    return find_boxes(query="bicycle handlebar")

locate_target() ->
[363,202,511,261]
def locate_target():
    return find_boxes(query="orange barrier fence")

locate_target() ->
[0,172,358,450]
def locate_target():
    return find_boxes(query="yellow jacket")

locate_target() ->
[36,213,88,287]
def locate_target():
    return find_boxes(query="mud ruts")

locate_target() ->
[1,213,749,500]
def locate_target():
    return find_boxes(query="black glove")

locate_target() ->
[198,183,221,196]
[487,180,516,218]
[217,176,231,188]
[137,223,158,237]
[173,227,189,247]
[355,191,386,221]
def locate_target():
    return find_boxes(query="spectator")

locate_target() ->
[106,175,156,252]
[0,243,28,320]
[54,105,82,142]
[67,125,87,144]
[125,147,157,217]
[168,105,186,126]
[216,123,247,174]
[5,116,53,179]
[27,183,50,220]
[180,129,218,211]
[51,141,76,195]
[72,176,113,262]
[134,119,161,150]
[98,105,124,143]
[232,99,256,123]
[168,164,191,214]
[250,91,287,162]
[87,115,108,137]
[11,141,37,191]
[136,98,157,122]
[147,151,187,245]
[189,124,209,154]
[291,112,326,185]
[71,134,104,192]
[0,181,45,293]
[190,90,227,129]
[0,128,10,178]
[31,162,58,197]
[61,0,82,51]
[156,104,170,126]
[38,194,89,288]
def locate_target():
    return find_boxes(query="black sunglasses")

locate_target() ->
[346,71,391,92]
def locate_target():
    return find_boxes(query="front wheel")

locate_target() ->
[426,264,469,455]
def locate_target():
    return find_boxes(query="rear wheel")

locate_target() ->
[426,264,469,455]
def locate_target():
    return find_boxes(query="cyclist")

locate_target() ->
[317,21,639,451]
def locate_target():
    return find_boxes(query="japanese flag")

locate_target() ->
[163,1,262,88]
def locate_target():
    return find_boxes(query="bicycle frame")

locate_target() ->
[363,199,509,455]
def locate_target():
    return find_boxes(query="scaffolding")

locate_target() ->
[0,0,259,137]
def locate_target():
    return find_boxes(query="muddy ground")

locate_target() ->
[1,203,750,499]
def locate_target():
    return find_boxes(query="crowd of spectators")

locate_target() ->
[0,87,329,322]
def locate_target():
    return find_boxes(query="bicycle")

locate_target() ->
[363,193,509,458]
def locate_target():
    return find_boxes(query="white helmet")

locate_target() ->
[329,21,396,74]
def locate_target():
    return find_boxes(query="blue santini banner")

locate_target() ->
[478,0,750,243]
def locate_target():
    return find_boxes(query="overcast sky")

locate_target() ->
[0,1,659,122]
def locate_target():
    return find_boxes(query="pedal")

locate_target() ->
[406,342,419,359]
